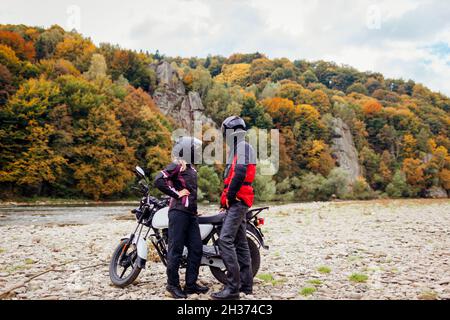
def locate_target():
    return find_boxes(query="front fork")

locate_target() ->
[121,233,148,269]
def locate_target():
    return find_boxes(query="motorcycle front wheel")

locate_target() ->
[209,236,261,285]
[109,240,142,288]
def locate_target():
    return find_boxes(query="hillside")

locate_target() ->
[0,24,449,201]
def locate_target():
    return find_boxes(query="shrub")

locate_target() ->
[386,170,414,198]
[254,174,276,202]
[322,168,351,199]
[352,177,377,200]
[298,172,327,201]
[197,166,221,202]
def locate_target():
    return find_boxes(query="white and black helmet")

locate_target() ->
[172,136,202,164]
[221,116,247,138]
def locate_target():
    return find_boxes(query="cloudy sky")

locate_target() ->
[2,0,450,95]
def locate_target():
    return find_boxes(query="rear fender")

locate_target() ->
[246,224,269,250]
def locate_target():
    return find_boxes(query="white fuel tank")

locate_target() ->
[152,207,213,240]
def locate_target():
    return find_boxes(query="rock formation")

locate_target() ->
[150,61,216,133]
[330,117,361,182]
[425,186,448,199]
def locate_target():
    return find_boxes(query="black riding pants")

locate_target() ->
[218,202,253,292]
[167,209,202,287]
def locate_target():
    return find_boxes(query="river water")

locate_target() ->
[0,204,136,226]
[0,203,222,226]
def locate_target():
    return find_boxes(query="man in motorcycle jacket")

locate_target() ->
[211,116,256,300]
[154,137,209,299]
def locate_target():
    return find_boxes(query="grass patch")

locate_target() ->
[24,258,36,265]
[307,279,323,286]
[349,273,368,283]
[348,255,361,262]
[256,273,286,286]
[4,264,30,274]
[0,248,5,254]
[364,266,382,272]
[257,273,274,282]
[300,287,317,296]
[317,266,331,274]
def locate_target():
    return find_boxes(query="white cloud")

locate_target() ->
[2,0,450,95]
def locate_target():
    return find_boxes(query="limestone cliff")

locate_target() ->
[330,117,361,182]
[150,61,216,133]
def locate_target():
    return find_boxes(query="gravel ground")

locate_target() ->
[0,199,449,300]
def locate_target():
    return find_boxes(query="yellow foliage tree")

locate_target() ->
[378,150,393,184]
[0,123,67,191]
[402,158,426,189]
[306,140,335,176]
[401,134,417,158]
[215,63,250,85]
[72,104,134,200]
[54,34,95,71]
[440,169,450,191]
[0,44,21,72]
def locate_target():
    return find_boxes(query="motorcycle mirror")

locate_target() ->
[135,166,146,178]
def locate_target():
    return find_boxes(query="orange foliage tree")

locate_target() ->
[362,100,383,115]
[0,30,35,60]
[305,140,335,176]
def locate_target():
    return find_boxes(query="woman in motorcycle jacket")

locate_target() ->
[154,136,209,299]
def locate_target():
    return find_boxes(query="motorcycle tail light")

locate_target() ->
[257,217,265,226]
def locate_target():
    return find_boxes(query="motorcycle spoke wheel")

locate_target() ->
[109,241,142,288]
[117,248,136,278]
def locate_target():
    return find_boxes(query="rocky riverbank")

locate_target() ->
[0,199,449,300]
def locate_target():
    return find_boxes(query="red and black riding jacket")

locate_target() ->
[220,141,256,208]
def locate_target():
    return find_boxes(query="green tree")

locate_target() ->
[386,170,412,198]
[35,25,65,60]
[205,82,243,124]
[322,168,351,199]
[83,53,109,81]
[241,96,272,129]
[197,166,221,202]
[254,174,276,202]
[346,83,368,95]
[300,69,318,86]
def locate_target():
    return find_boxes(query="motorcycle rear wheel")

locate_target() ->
[209,236,261,285]
[109,240,142,288]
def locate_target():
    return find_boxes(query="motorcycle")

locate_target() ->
[109,166,269,288]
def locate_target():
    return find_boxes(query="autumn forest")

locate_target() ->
[0,24,449,201]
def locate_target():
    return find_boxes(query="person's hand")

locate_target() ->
[178,189,190,198]
[225,197,240,208]
[219,207,226,213]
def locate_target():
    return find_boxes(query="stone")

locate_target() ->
[153,61,185,94]
[330,117,361,182]
[150,61,216,133]
[425,186,448,199]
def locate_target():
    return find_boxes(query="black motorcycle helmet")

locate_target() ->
[172,136,202,164]
[221,116,247,138]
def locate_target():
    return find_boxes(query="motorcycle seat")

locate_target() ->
[198,212,226,225]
